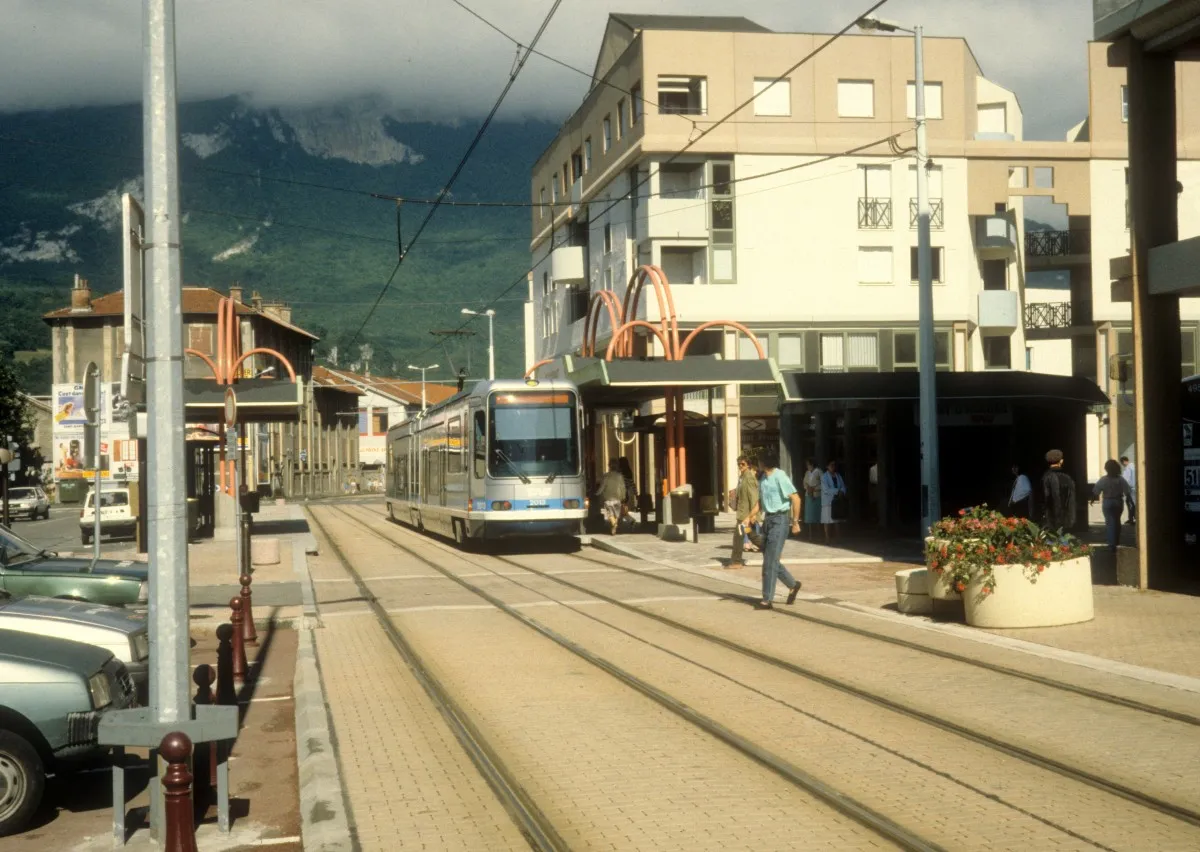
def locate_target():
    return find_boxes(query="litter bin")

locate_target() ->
[57,479,89,505]
[239,491,261,515]
[185,498,200,541]
[668,486,693,527]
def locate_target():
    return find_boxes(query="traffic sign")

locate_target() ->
[224,387,237,428]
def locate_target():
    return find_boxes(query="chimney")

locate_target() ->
[70,274,92,312]
[279,304,292,324]
[229,284,244,304]
[251,291,263,310]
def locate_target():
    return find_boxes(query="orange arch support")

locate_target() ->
[524,359,555,378]
[184,348,221,381]
[605,320,675,362]
[678,321,766,360]
[229,348,298,383]
[582,289,624,357]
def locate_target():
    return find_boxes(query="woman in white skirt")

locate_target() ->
[820,460,847,544]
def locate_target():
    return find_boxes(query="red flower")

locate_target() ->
[1037,565,1045,573]
[959,509,966,516]
[954,581,966,592]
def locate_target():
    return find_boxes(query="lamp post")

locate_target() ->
[407,363,439,412]
[858,15,941,534]
[461,308,496,380]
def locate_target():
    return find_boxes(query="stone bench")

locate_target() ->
[894,567,932,615]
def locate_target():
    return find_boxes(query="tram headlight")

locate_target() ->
[490,501,512,511]
[563,499,581,509]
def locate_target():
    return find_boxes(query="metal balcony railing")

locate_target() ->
[858,197,892,229]
[908,198,944,230]
[1025,229,1091,257]
[1024,301,1072,329]
[683,387,725,401]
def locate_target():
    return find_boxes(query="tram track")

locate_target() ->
[320,504,942,852]
[333,502,1200,842]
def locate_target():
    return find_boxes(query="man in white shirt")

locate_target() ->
[1008,463,1032,519]
[1120,456,1137,523]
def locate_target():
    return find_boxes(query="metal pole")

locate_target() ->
[1,466,8,528]
[487,313,495,380]
[421,369,427,411]
[93,370,102,562]
[232,427,243,580]
[914,25,940,535]
[144,0,190,723]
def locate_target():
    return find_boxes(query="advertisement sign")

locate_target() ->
[52,382,133,481]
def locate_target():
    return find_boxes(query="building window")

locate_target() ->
[738,334,761,360]
[631,83,643,123]
[1183,329,1196,378]
[859,165,892,228]
[542,271,550,297]
[982,258,1007,291]
[776,333,804,366]
[617,99,626,138]
[660,162,704,199]
[584,138,592,173]
[629,166,641,241]
[977,103,1007,135]
[907,164,944,228]
[753,77,790,116]
[820,332,878,372]
[1034,167,1055,189]
[1121,85,1128,122]
[602,115,612,152]
[539,187,547,219]
[603,223,612,253]
[658,75,707,115]
[837,80,874,118]
[551,180,558,204]
[909,246,944,283]
[661,246,706,285]
[906,82,943,119]
[857,246,893,284]
[571,149,583,183]
[372,410,389,435]
[893,330,951,371]
[983,335,1012,369]
[1008,167,1027,189]
[709,161,735,283]
[604,267,613,292]
[358,409,369,435]
[561,163,569,195]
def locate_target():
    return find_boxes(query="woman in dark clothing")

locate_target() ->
[617,457,637,526]
[1092,459,1133,553]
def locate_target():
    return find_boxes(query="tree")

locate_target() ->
[0,360,37,483]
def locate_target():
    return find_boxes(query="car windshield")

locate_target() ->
[87,492,129,508]
[0,525,44,567]
[9,488,34,499]
[487,390,579,479]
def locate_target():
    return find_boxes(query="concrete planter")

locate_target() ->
[963,555,1094,628]
[894,568,932,614]
[925,538,963,601]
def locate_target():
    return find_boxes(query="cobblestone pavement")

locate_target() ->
[306,502,1200,851]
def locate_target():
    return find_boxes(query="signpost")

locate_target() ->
[226,389,244,583]
[85,362,102,562]
[122,193,147,419]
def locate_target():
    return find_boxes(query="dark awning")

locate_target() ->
[182,378,304,424]
[539,354,783,408]
[781,371,1109,407]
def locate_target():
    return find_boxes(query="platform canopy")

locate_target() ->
[781,370,1109,407]
[540,354,783,408]
[182,377,304,424]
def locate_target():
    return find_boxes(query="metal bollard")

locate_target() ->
[239,573,258,646]
[229,597,248,685]
[192,665,218,790]
[160,732,198,852]
[214,624,237,706]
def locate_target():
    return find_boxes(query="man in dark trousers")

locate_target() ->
[1041,449,1076,533]
[728,454,759,569]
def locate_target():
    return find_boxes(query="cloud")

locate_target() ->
[0,1,1092,138]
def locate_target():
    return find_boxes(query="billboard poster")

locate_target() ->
[52,383,132,481]
[53,384,88,432]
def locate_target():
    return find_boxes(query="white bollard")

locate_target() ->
[894,568,932,614]
[251,537,281,566]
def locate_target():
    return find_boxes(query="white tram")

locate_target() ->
[384,378,586,543]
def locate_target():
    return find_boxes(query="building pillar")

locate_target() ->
[814,411,832,468]
[778,409,796,479]
[843,408,861,522]
[877,404,891,530]
[1127,40,1183,589]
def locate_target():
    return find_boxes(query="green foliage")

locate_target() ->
[0,359,35,455]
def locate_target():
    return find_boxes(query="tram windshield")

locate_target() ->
[487,390,579,480]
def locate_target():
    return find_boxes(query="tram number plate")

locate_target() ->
[528,499,549,508]
[1186,466,1200,490]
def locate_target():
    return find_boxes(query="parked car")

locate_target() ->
[0,629,138,836]
[0,591,149,701]
[79,487,136,545]
[0,524,148,607]
[5,487,50,522]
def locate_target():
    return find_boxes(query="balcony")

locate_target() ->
[858,197,893,229]
[1025,229,1091,268]
[908,198,945,230]
[1024,301,1072,329]
[550,245,585,282]
[978,290,1019,331]
[644,193,708,240]
[976,214,1018,257]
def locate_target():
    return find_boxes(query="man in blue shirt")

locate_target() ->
[749,449,803,610]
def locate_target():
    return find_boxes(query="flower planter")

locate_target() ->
[963,555,1093,628]
[925,538,962,600]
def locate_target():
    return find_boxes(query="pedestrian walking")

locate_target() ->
[595,460,626,535]
[749,449,802,610]
[802,458,822,539]
[1041,449,1077,533]
[1007,463,1033,519]
[618,456,637,529]
[1120,456,1137,524]
[820,460,847,544]
[729,455,759,568]
[1091,459,1133,553]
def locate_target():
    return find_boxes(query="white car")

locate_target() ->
[0,592,148,701]
[79,488,136,545]
[6,487,50,521]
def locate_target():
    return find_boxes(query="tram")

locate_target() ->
[384,378,586,543]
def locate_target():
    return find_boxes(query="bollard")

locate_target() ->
[239,574,258,646]
[192,665,218,791]
[229,597,248,685]
[160,732,198,852]
[214,624,237,706]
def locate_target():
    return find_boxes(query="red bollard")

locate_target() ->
[229,597,248,685]
[160,732,198,852]
[239,574,258,646]
[192,665,218,789]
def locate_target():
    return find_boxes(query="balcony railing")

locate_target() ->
[858,197,892,229]
[1025,229,1091,257]
[908,198,944,230]
[683,387,725,401]
[1024,301,1073,329]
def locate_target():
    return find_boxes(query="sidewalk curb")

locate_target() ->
[292,527,356,852]
[589,538,1200,695]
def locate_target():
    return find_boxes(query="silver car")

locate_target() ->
[6,488,49,522]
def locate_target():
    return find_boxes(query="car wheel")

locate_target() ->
[0,730,45,837]
[81,531,92,545]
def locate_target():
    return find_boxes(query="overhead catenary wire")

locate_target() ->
[345,0,566,349]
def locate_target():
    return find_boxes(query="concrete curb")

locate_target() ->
[589,538,1200,695]
[292,524,356,852]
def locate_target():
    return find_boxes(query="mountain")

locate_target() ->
[0,97,559,392]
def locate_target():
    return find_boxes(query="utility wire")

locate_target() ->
[345,0,566,349]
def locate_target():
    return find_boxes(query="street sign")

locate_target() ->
[121,193,146,407]
[299,449,308,463]
[83,363,100,464]
[224,387,238,428]
[6,441,18,473]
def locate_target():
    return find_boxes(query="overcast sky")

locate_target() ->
[2,0,1092,139]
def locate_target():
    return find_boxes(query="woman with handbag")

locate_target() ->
[801,458,822,540]
[820,460,847,544]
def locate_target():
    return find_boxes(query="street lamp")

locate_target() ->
[407,363,439,412]
[461,308,496,380]
[858,15,941,533]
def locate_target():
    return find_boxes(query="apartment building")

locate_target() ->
[527,14,1101,520]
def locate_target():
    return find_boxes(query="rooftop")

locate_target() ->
[610,13,772,34]
[312,366,459,406]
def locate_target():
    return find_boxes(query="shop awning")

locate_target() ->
[538,354,783,408]
[182,378,305,424]
[780,371,1109,406]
